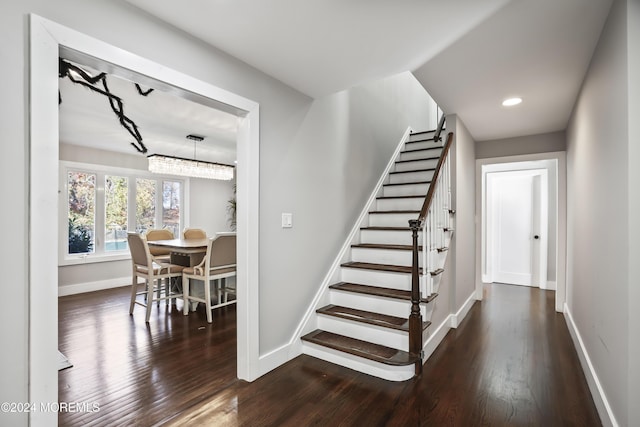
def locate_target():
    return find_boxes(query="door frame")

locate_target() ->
[475,152,567,312]
[30,14,261,425]
[486,168,548,287]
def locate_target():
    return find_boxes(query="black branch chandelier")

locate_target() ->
[58,58,153,154]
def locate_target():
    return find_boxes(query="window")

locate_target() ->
[136,178,156,233]
[105,175,128,251]
[67,171,96,254]
[61,162,184,264]
[162,180,181,238]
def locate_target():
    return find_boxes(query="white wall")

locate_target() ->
[566,0,629,424]
[189,178,235,236]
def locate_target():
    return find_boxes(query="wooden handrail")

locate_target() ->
[418,132,454,222]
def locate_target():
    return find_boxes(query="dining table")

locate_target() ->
[147,238,209,267]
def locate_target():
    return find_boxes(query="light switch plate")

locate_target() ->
[282,213,293,228]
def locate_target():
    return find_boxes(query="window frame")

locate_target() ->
[59,160,188,266]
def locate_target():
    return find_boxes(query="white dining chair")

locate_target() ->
[182,233,236,323]
[183,227,207,240]
[127,232,185,322]
[145,228,174,262]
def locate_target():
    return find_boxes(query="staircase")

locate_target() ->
[301,128,454,381]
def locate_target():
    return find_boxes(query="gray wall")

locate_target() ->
[451,115,477,311]
[476,131,566,159]
[627,0,640,422]
[0,1,435,421]
[429,114,477,334]
[566,0,632,424]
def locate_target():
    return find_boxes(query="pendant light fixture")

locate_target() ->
[148,134,234,180]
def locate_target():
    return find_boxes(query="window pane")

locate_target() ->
[162,181,181,238]
[68,171,96,254]
[105,175,128,252]
[136,178,156,233]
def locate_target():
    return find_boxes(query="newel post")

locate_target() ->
[408,219,423,375]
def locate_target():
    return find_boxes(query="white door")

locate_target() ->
[487,170,548,287]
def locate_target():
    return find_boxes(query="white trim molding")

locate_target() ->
[58,278,134,297]
[475,151,567,312]
[449,292,477,329]
[564,304,619,427]
[30,15,261,426]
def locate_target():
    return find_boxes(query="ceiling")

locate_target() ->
[123,0,613,142]
[59,62,239,164]
[61,0,615,158]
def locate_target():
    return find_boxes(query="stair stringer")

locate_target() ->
[287,127,416,361]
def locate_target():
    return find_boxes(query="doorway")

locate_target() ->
[30,15,261,422]
[475,152,567,313]
[486,168,548,287]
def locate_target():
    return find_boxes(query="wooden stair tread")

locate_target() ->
[329,282,438,304]
[377,195,424,200]
[368,210,419,215]
[390,168,436,175]
[402,145,442,153]
[395,156,440,164]
[383,180,431,187]
[351,243,420,251]
[400,147,442,155]
[341,261,418,274]
[301,330,418,366]
[360,226,413,231]
[409,129,437,136]
[317,304,431,332]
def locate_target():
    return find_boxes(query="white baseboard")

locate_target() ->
[563,304,618,427]
[543,280,557,291]
[58,277,133,296]
[449,292,476,328]
[423,314,452,362]
[257,343,295,378]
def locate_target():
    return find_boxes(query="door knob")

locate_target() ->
[534,235,539,239]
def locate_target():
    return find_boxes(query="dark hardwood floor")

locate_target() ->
[59,283,601,426]
[58,285,238,426]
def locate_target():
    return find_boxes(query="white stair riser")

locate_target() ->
[394,158,439,172]
[408,132,435,142]
[341,268,411,289]
[389,170,434,184]
[383,182,429,197]
[399,149,442,162]
[301,342,414,382]
[329,290,427,318]
[404,140,442,151]
[317,316,408,351]
[360,229,417,245]
[351,247,418,267]
[369,213,416,228]
[376,197,423,211]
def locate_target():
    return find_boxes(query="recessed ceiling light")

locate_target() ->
[502,97,522,107]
